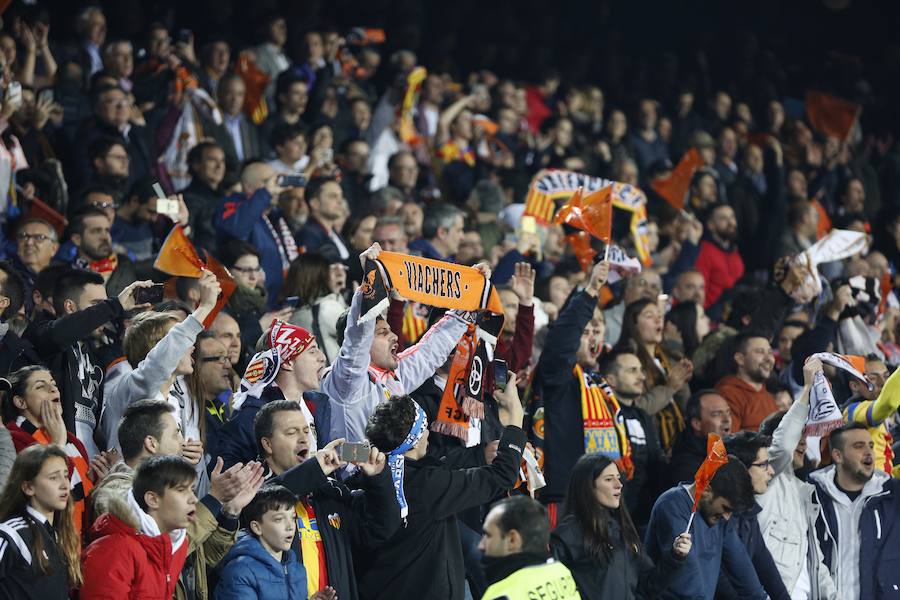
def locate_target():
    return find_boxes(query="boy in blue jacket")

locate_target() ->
[644,456,768,600]
[217,484,327,600]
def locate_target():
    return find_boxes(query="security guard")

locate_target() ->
[479,496,581,600]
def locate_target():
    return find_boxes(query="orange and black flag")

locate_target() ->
[806,90,860,141]
[652,148,703,211]
[154,224,236,327]
[691,433,728,511]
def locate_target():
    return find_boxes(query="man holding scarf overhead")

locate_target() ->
[322,243,487,443]
[356,382,527,600]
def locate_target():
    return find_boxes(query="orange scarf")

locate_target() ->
[33,428,92,533]
[432,324,480,439]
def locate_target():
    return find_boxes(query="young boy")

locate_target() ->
[80,455,197,599]
[216,485,310,599]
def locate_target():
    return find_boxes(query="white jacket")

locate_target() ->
[809,464,890,600]
[757,398,837,600]
[322,290,468,442]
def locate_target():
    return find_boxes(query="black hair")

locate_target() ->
[684,388,722,424]
[132,455,196,512]
[491,496,550,555]
[562,454,641,563]
[0,365,52,423]
[387,149,416,171]
[723,431,772,469]
[365,395,418,453]
[87,135,127,164]
[335,308,350,347]
[254,399,304,456]
[52,268,105,315]
[218,240,261,269]
[241,484,297,532]
[829,421,870,453]
[0,260,26,320]
[596,350,634,379]
[758,409,788,438]
[270,123,306,150]
[187,141,223,177]
[305,176,338,204]
[69,206,111,238]
[666,301,704,357]
[174,277,200,303]
[707,457,755,512]
[117,400,175,463]
[274,71,308,111]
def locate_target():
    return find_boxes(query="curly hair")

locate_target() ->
[365,395,417,452]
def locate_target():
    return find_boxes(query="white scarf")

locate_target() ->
[126,490,187,554]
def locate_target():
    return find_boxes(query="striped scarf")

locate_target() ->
[574,365,633,479]
[263,213,299,274]
[648,349,685,453]
[401,302,428,344]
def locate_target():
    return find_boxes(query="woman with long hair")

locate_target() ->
[551,454,691,599]
[2,366,93,533]
[282,253,347,365]
[0,444,83,597]
[614,299,693,453]
[664,301,711,359]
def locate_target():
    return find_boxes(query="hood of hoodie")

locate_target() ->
[809,463,890,508]
[222,534,296,576]
[89,463,187,553]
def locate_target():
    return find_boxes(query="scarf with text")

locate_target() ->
[357,251,503,325]
[805,352,871,436]
[388,402,428,520]
[574,365,634,479]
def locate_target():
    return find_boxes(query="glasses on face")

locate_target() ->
[200,355,231,365]
[17,232,54,244]
[750,459,772,470]
[91,201,120,209]
[231,265,263,274]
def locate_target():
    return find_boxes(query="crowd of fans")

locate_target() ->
[0,1,898,599]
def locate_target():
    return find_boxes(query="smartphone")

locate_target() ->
[134,284,165,305]
[177,29,192,44]
[493,359,509,392]
[282,296,300,308]
[276,174,307,188]
[340,442,370,463]
[5,82,22,110]
[520,215,537,234]
[157,198,180,217]
[37,88,53,104]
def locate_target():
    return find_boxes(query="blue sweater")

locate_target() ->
[215,534,306,600]
[643,485,766,600]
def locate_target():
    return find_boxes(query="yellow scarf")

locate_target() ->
[574,365,634,479]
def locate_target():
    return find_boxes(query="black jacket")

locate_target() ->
[0,327,41,377]
[274,455,401,600]
[180,177,225,255]
[716,503,791,600]
[619,402,667,526]
[0,509,69,599]
[22,300,124,438]
[666,428,707,489]
[296,218,349,265]
[356,425,527,600]
[533,290,596,504]
[551,513,684,599]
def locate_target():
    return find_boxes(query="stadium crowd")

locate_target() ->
[0,1,898,599]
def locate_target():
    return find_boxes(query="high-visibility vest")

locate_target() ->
[481,559,581,600]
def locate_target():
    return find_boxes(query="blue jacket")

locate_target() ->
[644,485,766,600]
[296,217,348,265]
[216,385,332,470]
[215,534,306,600]
[213,188,286,306]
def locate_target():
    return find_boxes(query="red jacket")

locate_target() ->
[695,238,745,309]
[80,512,189,599]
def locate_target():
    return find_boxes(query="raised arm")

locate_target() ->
[322,288,375,402]
[769,361,814,475]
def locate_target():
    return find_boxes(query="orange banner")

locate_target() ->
[651,148,703,211]
[691,433,728,511]
[555,186,613,243]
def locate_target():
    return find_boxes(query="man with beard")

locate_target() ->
[85,136,130,202]
[644,457,766,600]
[296,176,351,265]
[715,332,778,432]
[811,422,898,600]
[68,206,136,298]
[667,390,733,487]
[600,351,667,525]
[694,202,744,311]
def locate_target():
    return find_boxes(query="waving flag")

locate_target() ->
[652,148,703,211]
[555,186,613,243]
[691,433,728,512]
[806,90,860,141]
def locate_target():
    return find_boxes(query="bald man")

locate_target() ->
[214,160,294,306]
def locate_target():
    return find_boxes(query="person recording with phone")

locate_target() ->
[213,161,301,307]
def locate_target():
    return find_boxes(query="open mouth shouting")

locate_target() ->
[296,445,309,461]
[390,342,400,361]
[186,509,197,523]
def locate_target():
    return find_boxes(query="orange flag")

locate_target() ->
[555,186,613,243]
[691,433,728,511]
[806,91,860,141]
[565,230,596,272]
[235,52,270,126]
[651,148,703,211]
[154,225,236,327]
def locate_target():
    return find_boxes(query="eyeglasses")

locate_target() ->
[200,355,231,365]
[750,459,772,470]
[17,232,54,244]
[91,201,120,209]
[231,266,263,274]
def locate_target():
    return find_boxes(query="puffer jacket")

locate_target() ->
[757,398,837,600]
[215,534,306,600]
[322,289,468,442]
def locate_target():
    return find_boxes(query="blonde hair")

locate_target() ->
[123,312,179,367]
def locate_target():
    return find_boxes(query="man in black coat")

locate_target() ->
[667,389,733,487]
[355,383,526,600]
[256,399,399,600]
[0,262,40,376]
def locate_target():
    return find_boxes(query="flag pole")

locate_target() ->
[603,242,610,262]
[684,511,695,534]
